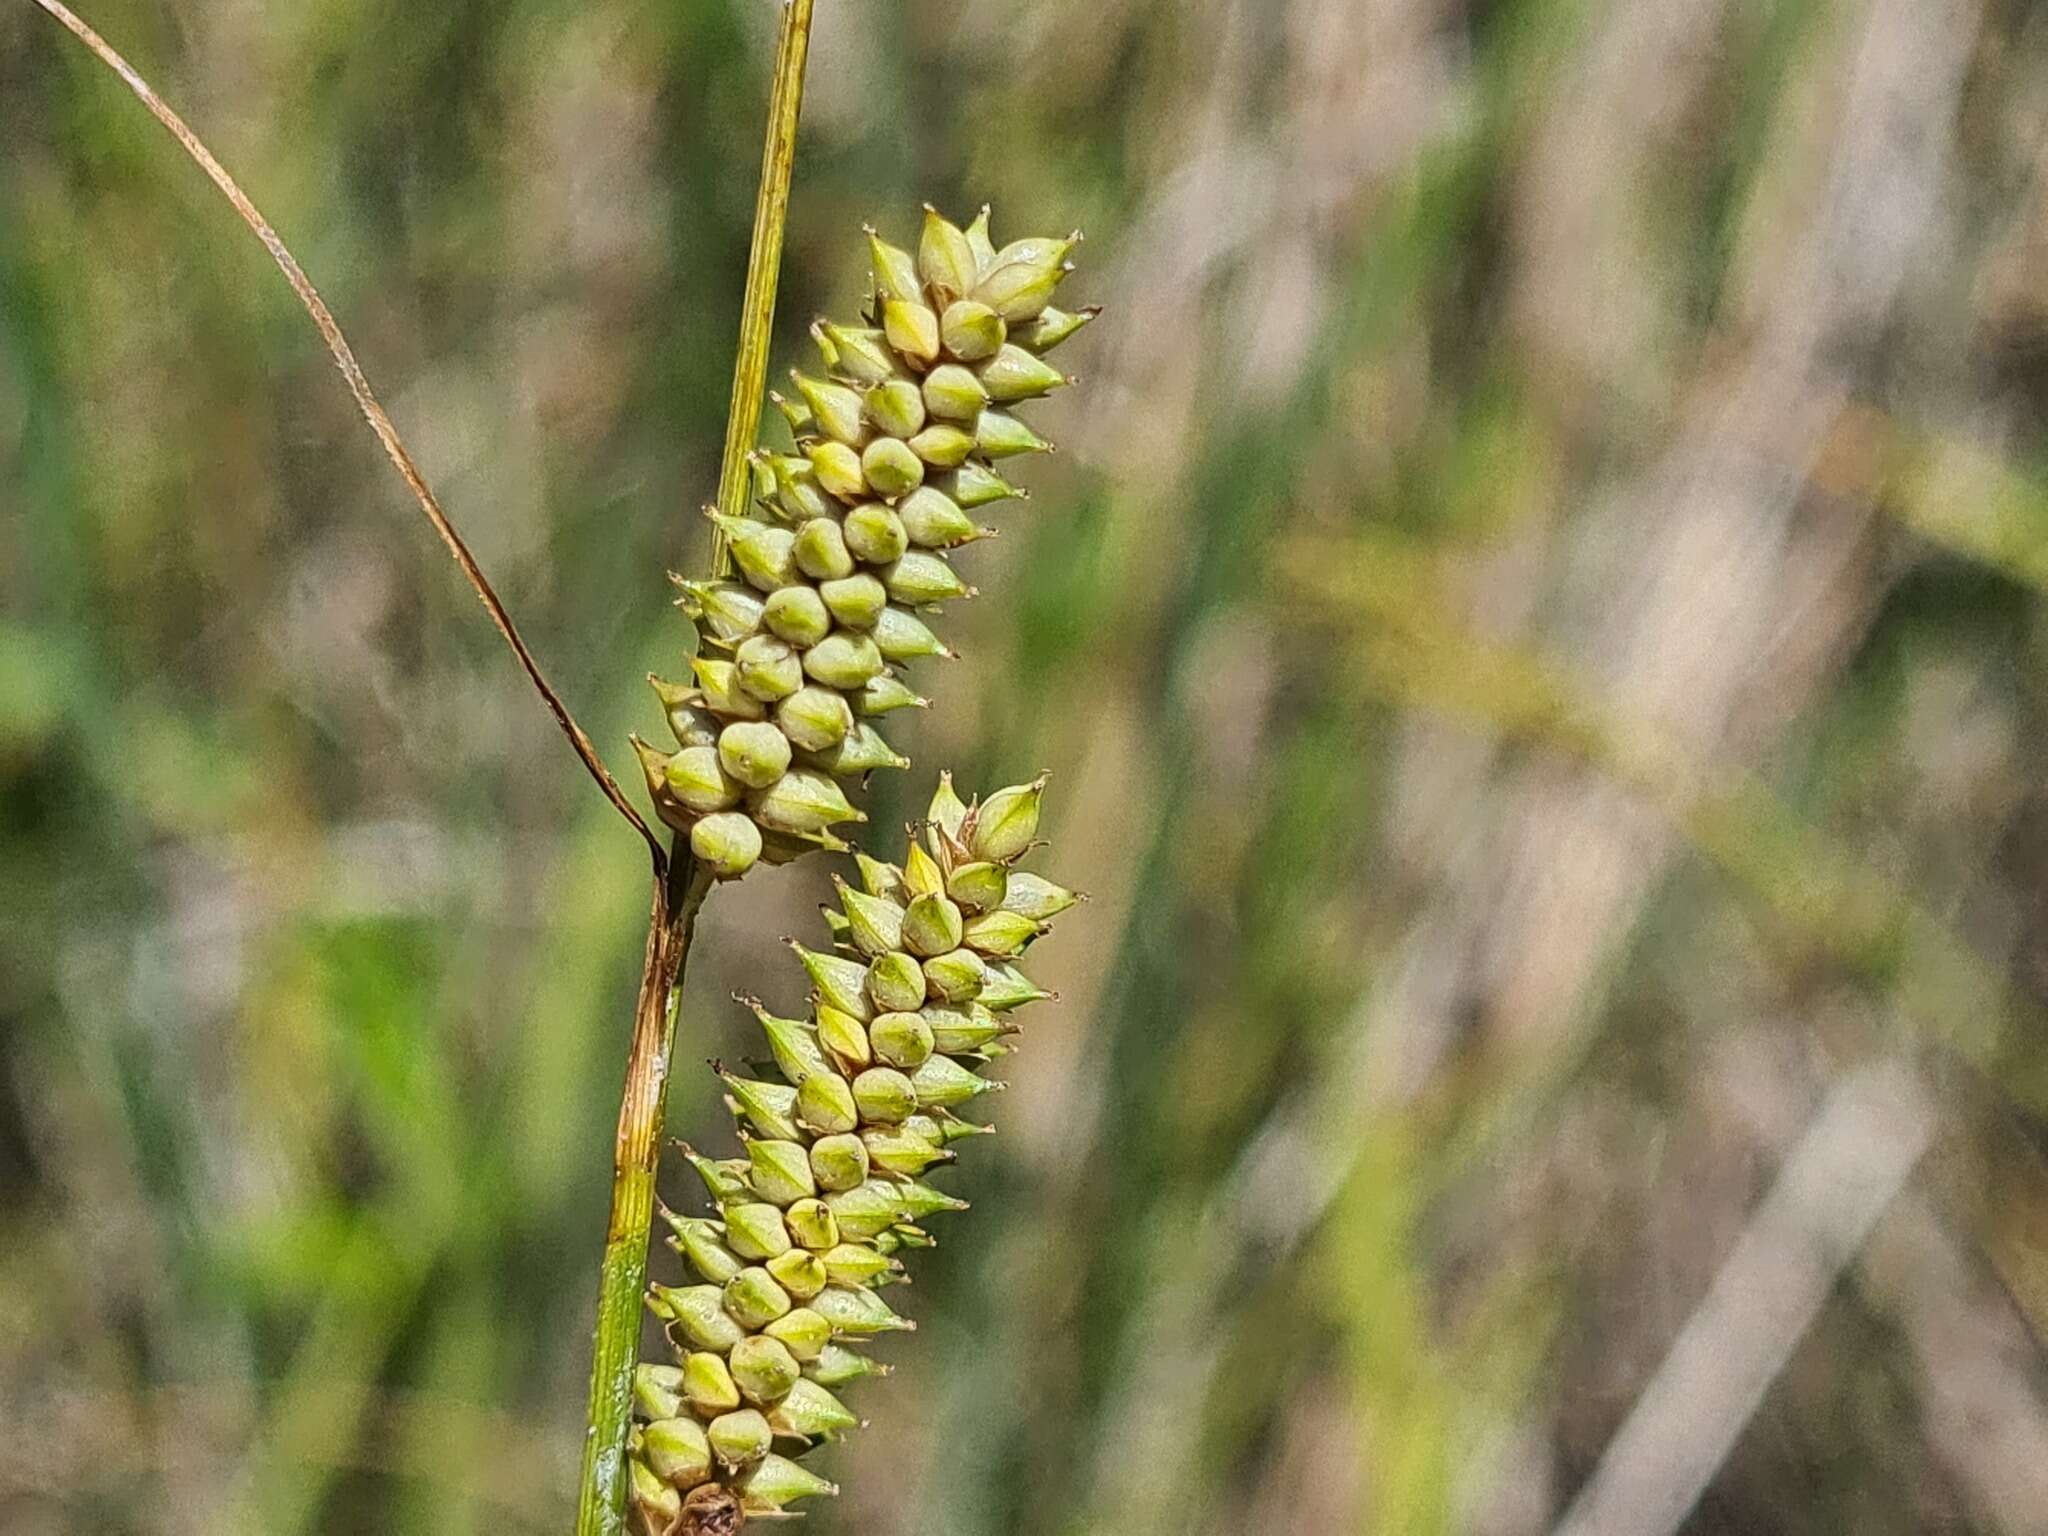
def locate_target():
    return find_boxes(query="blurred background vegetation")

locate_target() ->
[8,0,2048,1532]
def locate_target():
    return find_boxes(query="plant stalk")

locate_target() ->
[573,4,814,1533]
[711,0,815,568]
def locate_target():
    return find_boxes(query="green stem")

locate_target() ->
[574,857,714,1536]
[574,7,813,1533]
[710,0,816,572]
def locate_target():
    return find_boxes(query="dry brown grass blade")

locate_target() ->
[33,0,663,867]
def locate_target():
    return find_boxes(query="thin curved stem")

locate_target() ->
[32,0,663,868]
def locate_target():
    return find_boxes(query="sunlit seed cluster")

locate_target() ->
[625,774,1078,1528]
[633,208,1094,879]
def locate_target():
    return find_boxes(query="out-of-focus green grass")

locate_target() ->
[8,2,2048,1534]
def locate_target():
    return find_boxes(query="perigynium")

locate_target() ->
[625,774,1079,1531]
[632,207,1094,878]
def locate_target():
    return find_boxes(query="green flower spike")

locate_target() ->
[630,774,1079,1519]
[639,210,1090,878]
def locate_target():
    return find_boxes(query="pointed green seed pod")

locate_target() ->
[975,408,1052,459]
[882,552,971,607]
[820,1241,896,1289]
[824,1178,904,1239]
[630,1454,682,1532]
[718,721,794,789]
[908,423,977,468]
[747,1139,818,1206]
[867,228,921,305]
[880,552,974,614]
[764,1306,832,1362]
[684,1147,752,1204]
[783,1197,840,1251]
[644,1417,716,1492]
[792,516,855,581]
[794,372,865,446]
[762,584,832,648]
[720,1070,801,1141]
[970,777,1046,862]
[949,459,1024,506]
[795,1071,859,1136]
[740,1452,837,1512]
[919,206,979,306]
[812,1282,913,1336]
[765,1247,827,1300]
[902,840,943,896]
[873,605,953,663]
[819,573,890,631]
[838,880,906,955]
[855,672,928,715]
[910,1053,993,1108]
[893,1178,970,1221]
[975,236,1074,322]
[698,820,764,882]
[962,908,1044,958]
[800,632,886,691]
[808,1132,871,1193]
[723,1266,794,1329]
[650,677,722,750]
[792,941,872,1021]
[766,453,831,522]
[651,1284,747,1352]
[636,1362,688,1422]
[665,1214,745,1284]
[1001,869,1080,920]
[1025,304,1099,351]
[722,1202,793,1261]
[747,1001,830,1084]
[665,745,743,815]
[768,1376,860,1443]
[883,299,941,367]
[860,1122,949,1177]
[674,579,767,645]
[850,1066,918,1125]
[978,961,1051,1011]
[897,485,981,548]
[870,1010,936,1070]
[865,378,927,439]
[921,946,988,1004]
[901,892,966,957]
[979,343,1069,402]
[842,502,910,564]
[690,657,768,722]
[734,636,802,706]
[809,438,868,502]
[683,1351,743,1416]
[862,436,926,497]
[806,1342,886,1388]
[817,322,897,385]
[939,300,1005,362]
[866,950,928,1013]
[710,514,800,593]
[923,1004,1008,1055]
[751,767,864,835]
[805,721,910,776]
[772,685,851,755]
[921,362,990,421]
[963,205,998,271]
[708,1408,774,1468]
[945,859,1008,912]
[815,1004,872,1072]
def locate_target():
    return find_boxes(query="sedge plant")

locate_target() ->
[34,3,1097,1533]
